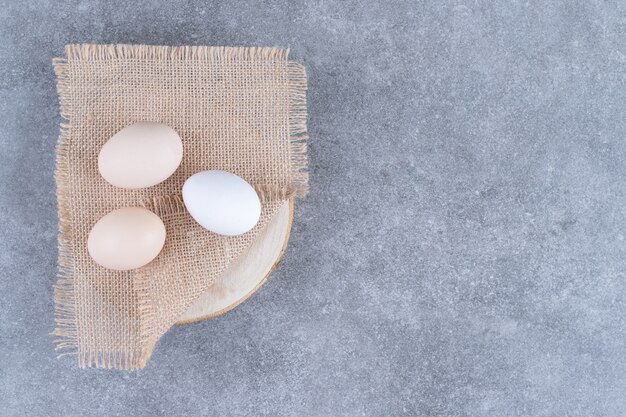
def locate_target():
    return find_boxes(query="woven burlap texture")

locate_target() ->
[52,44,308,370]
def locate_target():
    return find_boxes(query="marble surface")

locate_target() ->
[1,1,625,416]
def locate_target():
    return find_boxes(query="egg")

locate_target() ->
[88,207,166,270]
[182,170,261,236]
[98,122,183,189]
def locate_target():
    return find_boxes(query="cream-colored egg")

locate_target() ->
[87,207,166,271]
[98,122,183,189]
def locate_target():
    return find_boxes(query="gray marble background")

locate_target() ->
[1,1,625,416]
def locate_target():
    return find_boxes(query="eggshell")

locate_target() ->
[98,122,183,189]
[88,207,166,271]
[182,170,261,236]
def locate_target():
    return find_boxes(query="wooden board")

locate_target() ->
[176,199,294,324]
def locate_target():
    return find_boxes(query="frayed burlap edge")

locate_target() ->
[52,44,309,369]
[64,44,289,61]
[287,60,309,198]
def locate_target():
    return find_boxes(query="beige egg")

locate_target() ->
[98,122,183,189]
[87,207,166,271]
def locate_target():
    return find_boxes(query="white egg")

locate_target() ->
[88,207,166,271]
[182,171,261,236]
[98,122,183,189]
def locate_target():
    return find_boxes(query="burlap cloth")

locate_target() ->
[52,44,308,370]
